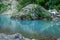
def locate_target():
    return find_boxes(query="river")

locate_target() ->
[0,14,60,39]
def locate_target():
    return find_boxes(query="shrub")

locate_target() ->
[0,2,7,13]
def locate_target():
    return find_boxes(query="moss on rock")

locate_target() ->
[11,4,51,20]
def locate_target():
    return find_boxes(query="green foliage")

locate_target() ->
[17,0,45,11]
[34,6,51,18]
[36,0,60,9]
[17,0,60,10]
[37,11,50,18]
[45,0,60,9]
[17,0,32,11]
[54,4,60,10]
[0,2,7,13]
[36,0,45,4]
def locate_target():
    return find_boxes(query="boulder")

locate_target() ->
[11,4,51,20]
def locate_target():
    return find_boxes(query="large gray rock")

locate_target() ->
[48,9,60,21]
[11,4,51,20]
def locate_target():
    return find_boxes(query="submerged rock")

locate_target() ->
[11,4,51,20]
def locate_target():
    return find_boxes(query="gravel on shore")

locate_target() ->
[0,33,36,40]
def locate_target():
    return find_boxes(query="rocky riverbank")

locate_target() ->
[1,0,60,21]
[11,4,60,21]
[0,33,60,40]
[0,33,36,40]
